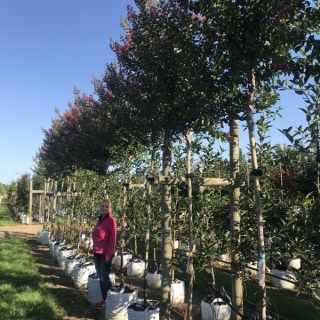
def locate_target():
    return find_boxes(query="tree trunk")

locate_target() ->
[144,149,155,304]
[246,73,266,320]
[120,165,129,286]
[229,119,243,320]
[160,136,172,320]
[186,130,194,320]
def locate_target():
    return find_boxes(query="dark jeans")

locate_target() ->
[93,253,114,300]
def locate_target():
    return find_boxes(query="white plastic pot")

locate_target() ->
[53,242,66,258]
[36,230,44,243]
[217,254,231,269]
[201,296,231,320]
[171,279,185,304]
[272,268,296,290]
[87,273,103,304]
[49,239,59,255]
[87,271,116,303]
[58,247,77,266]
[73,262,96,289]
[126,259,145,278]
[288,257,301,270]
[245,261,259,279]
[105,285,138,320]
[173,240,181,249]
[41,230,51,245]
[147,269,162,290]
[128,300,159,320]
[64,255,86,277]
[113,252,132,270]
[59,248,77,270]
[22,215,29,224]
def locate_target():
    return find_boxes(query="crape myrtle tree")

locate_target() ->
[185,1,320,318]
[107,0,320,318]
[107,1,235,317]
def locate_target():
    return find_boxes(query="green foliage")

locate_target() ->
[16,173,30,212]
[0,202,15,226]
[0,183,7,196]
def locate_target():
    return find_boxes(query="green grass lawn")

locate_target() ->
[0,203,16,226]
[0,237,66,320]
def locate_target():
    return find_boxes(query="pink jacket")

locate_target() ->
[92,213,117,261]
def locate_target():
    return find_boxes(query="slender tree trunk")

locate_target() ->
[144,149,155,304]
[160,135,172,320]
[120,165,129,286]
[186,130,194,320]
[104,161,109,199]
[246,73,266,320]
[229,119,243,320]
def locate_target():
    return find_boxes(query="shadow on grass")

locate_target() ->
[27,238,99,320]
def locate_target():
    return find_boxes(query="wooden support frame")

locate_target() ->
[158,175,244,187]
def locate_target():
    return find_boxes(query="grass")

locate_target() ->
[0,237,66,320]
[0,203,16,226]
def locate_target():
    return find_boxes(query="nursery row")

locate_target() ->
[37,229,235,320]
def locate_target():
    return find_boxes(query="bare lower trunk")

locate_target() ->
[186,130,194,320]
[160,136,172,320]
[246,73,266,320]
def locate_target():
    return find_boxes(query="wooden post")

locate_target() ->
[43,180,48,228]
[28,178,33,225]
[230,119,243,320]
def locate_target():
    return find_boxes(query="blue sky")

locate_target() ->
[0,0,306,185]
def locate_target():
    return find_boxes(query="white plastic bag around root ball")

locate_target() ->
[64,255,86,277]
[105,285,138,320]
[49,239,60,255]
[73,262,96,289]
[58,247,77,266]
[126,259,145,278]
[147,268,162,290]
[171,279,185,304]
[87,272,116,304]
[127,300,160,320]
[60,253,78,272]
[201,295,231,320]
[113,252,133,270]
[41,230,51,245]
[53,242,69,258]
[36,230,43,243]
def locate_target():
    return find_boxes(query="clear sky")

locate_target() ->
[0,0,307,185]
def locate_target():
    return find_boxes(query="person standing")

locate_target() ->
[92,199,117,309]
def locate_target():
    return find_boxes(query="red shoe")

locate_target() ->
[95,300,107,309]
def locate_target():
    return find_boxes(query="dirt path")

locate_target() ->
[0,222,43,239]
